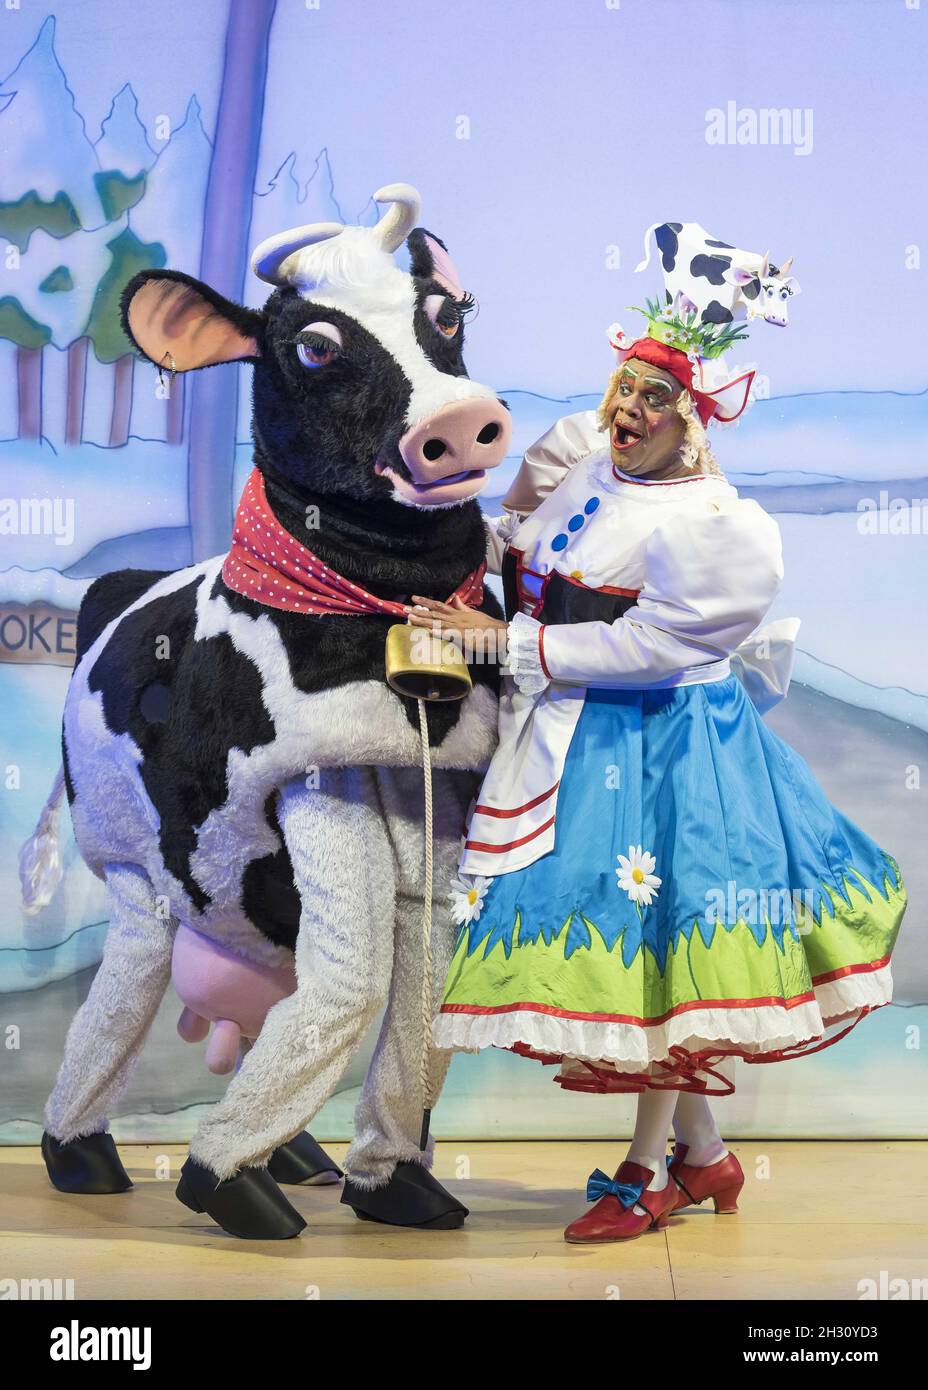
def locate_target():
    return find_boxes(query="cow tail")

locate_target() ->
[634,220,663,274]
[19,764,67,915]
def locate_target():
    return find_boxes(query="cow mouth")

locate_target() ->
[611,420,645,451]
[374,460,487,506]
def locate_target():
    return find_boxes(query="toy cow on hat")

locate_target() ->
[20,183,509,1239]
[636,220,800,327]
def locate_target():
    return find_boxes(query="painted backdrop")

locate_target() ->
[1,0,926,1143]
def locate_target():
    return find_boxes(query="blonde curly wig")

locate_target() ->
[597,367,722,478]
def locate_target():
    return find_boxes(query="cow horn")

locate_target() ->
[778,255,794,277]
[250,221,345,286]
[371,183,421,252]
[760,251,770,277]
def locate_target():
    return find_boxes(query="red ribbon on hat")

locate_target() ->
[618,335,754,426]
[222,468,486,617]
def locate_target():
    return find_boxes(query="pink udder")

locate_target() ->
[172,925,297,1074]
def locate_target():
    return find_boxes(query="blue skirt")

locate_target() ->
[437,677,905,1093]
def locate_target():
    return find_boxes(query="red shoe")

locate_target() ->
[564,1161,679,1244]
[668,1143,744,1214]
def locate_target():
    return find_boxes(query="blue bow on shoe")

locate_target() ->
[585,1169,645,1206]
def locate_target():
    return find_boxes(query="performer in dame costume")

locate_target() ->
[410,228,906,1244]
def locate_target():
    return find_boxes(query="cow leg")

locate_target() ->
[42,862,175,1194]
[179,769,396,1238]
[228,1043,343,1186]
[341,766,471,1228]
[228,1037,341,1186]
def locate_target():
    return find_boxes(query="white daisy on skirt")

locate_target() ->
[449,873,492,926]
[616,846,662,906]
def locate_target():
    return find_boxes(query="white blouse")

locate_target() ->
[461,413,798,879]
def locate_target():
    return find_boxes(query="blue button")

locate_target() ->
[567,514,584,532]
[584,496,600,514]
[551,533,568,551]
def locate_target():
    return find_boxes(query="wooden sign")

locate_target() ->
[0,602,79,668]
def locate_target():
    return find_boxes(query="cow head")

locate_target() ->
[723,255,801,327]
[121,183,510,510]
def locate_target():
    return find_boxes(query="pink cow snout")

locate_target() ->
[390,397,511,504]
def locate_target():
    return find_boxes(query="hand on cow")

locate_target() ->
[405,595,508,641]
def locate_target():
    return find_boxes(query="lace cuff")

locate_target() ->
[505,611,550,695]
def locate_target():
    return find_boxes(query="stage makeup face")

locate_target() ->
[606,357,688,480]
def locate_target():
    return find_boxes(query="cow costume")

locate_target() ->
[20,184,510,1239]
[426,224,906,1243]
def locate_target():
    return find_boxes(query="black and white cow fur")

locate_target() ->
[636,220,800,327]
[23,184,509,1238]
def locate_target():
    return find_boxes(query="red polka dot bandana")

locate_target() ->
[222,468,487,617]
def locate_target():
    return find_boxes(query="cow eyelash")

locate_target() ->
[456,292,476,318]
[295,329,344,370]
[297,330,340,351]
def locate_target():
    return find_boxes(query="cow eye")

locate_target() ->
[423,293,460,338]
[296,321,342,368]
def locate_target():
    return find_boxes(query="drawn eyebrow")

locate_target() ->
[620,367,673,394]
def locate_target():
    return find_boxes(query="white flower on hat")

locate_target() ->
[616,846,662,907]
[450,873,492,926]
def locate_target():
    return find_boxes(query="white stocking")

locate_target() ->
[625,1088,679,1199]
[672,1092,728,1167]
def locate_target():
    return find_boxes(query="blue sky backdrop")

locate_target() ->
[9,0,925,397]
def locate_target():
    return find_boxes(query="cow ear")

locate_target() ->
[406,227,466,300]
[722,266,757,288]
[121,270,264,372]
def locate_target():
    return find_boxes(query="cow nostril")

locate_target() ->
[423,438,447,462]
[476,422,500,445]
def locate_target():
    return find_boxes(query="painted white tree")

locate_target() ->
[247,147,346,311]
[12,221,126,443]
[0,20,166,447]
[130,96,212,443]
[66,82,159,447]
[0,17,106,440]
[95,83,156,183]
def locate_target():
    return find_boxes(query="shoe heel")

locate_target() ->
[713,1183,742,1214]
[176,1174,204,1214]
[654,1212,672,1229]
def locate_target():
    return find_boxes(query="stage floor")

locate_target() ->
[3,1140,925,1301]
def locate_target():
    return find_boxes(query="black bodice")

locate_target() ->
[501,548,639,627]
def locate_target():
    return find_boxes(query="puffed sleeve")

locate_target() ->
[501,409,604,515]
[524,499,784,689]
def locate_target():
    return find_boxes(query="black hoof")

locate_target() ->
[176,1156,306,1240]
[341,1160,469,1229]
[41,1130,133,1195]
[267,1131,342,1187]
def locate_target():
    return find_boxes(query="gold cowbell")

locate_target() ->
[384,623,472,702]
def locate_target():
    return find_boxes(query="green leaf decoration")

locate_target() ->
[627,296,751,360]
